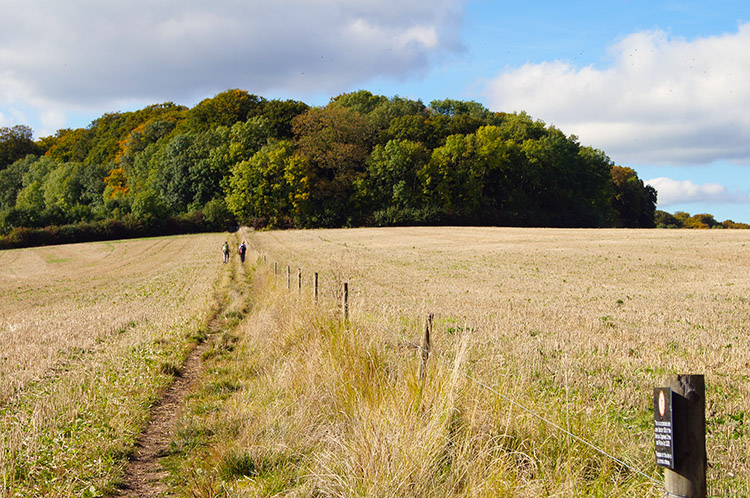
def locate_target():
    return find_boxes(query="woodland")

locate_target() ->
[0,88,707,247]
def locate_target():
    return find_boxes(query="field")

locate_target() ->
[1,227,748,497]
[0,234,232,496]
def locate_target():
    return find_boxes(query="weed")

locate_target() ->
[159,362,182,377]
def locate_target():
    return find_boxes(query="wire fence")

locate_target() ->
[260,253,667,495]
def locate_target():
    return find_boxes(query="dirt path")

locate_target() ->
[116,250,243,497]
[115,337,212,497]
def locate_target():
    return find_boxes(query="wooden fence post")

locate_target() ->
[664,374,706,498]
[342,282,349,323]
[314,272,319,303]
[297,268,302,293]
[274,262,277,275]
[419,313,433,381]
[287,266,291,291]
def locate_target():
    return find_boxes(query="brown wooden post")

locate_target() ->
[665,374,706,498]
[274,262,277,275]
[297,268,302,293]
[342,282,349,323]
[287,266,291,291]
[314,272,319,303]
[419,313,433,381]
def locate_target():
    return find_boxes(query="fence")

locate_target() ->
[257,252,707,498]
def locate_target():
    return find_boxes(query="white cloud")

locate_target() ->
[0,106,29,128]
[0,0,465,129]
[484,24,750,167]
[39,110,68,138]
[646,177,750,206]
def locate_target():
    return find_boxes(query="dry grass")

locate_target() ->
[2,227,746,497]
[0,233,231,496]
[168,227,749,497]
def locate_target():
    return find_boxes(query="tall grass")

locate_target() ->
[161,226,749,496]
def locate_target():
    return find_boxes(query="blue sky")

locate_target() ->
[2,0,750,222]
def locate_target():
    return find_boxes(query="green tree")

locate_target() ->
[330,90,388,115]
[430,99,501,136]
[15,156,58,211]
[420,133,483,215]
[0,155,37,210]
[131,188,168,228]
[521,129,612,226]
[386,114,447,149]
[15,181,46,213]
[203,197,235,231]
[43,162,83,212]
[0,125,41,170]
[471,125,526,222]
[186,90,265,131]
[44,128,94,163]
[292,105,374,226]
[611,165,657,227]
[225,140,298,226]
[655,210,682,228]
[148,128,229,214]
[117,119,177,172]
[226,117,274,162]
[369,96,427,132]
[496,111,547,142]
[261,99,310,138]
[150,133,196,213]
[41,161,108,220]
[364,139,430,211]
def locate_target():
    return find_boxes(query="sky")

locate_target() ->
[2,0,750,222]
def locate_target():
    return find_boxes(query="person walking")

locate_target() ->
[239,240,247,263]
[222,241,230,264]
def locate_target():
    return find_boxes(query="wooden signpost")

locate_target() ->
[656,374,706,498]
[342,282,349,323]
[314,272,319,303]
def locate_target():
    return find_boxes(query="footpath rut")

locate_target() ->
[115,338,212,497]
[115,245,245,497]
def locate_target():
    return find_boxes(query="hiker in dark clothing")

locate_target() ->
[239,241,247,263]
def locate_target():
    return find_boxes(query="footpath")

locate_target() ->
[116,234,248,497]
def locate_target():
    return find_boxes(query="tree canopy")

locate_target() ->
[0,89,674,241]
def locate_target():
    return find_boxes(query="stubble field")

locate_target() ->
[230,227,748,497]
[1,227,748,497]
[0,233,229,496]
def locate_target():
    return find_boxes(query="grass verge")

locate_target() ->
[161,255,665,497]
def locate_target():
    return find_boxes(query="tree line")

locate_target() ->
[1,89,665,246]
[655,210,749,229]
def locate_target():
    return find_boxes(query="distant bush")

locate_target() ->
[373,206,450,227]
[0,211,235,250]
[656,209,749,229]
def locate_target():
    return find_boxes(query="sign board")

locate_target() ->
[654,387,675,469]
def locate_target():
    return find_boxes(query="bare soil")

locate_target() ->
[114,336,212,497]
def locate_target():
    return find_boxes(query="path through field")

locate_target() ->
[116,337,212,497]
[0,232,242,496]
[116,236,249,497]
